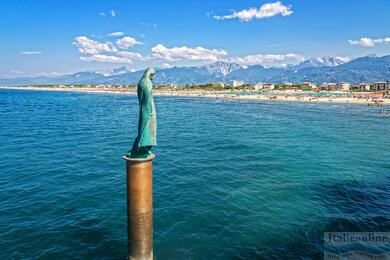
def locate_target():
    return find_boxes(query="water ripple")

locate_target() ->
[1,89,390,259]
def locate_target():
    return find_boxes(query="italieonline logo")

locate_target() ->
[324,232,390,259]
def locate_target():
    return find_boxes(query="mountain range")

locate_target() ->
[1,55,389,86]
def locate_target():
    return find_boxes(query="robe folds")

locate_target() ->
[134,69,157,148]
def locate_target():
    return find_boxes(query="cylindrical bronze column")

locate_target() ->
[123,155,155,260]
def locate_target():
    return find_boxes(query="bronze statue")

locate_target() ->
[125,68,157,158]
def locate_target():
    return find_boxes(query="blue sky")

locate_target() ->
[1,0,390,77]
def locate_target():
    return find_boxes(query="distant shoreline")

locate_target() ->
[1,86,390,106]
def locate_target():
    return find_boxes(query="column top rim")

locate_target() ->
[123,154,155,162]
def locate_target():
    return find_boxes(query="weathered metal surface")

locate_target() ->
[126,68,157,159]
[124,155,154,260]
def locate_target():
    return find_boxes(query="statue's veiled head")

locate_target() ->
[142,67,155,81]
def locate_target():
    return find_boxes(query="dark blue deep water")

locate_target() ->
[1,89,390,259]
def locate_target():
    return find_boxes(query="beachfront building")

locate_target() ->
[254,83,263,91]
[165,83,178,89]
[355,83,371,91]
[371,82,390,91]
[264,83,275,90]
[320,83,338,91]
[302,82,316,90]
[337,82,351,91]
[231,80,245,87]
[254,83,275,91]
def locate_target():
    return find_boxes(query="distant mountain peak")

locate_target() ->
[365,53,377,58]
[204,61,242,76]
[292,56,347,70]
[306,56,346,67]
[94,66,134,77]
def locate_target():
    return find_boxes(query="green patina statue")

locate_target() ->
[125,68,157,159]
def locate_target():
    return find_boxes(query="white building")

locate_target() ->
[166,83,177,88]
[254,83,275,91]
[337,82,351,91]
[231,80,245,87]
[372,82,390,91]
[320,83,338,91]
[358,83,371,91]
[302,82,316,90]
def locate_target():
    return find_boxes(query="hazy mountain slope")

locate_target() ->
[1,55,389,86]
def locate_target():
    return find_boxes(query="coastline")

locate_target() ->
[1,86,390,106]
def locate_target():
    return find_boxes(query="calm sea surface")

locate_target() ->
[1,89,390,259]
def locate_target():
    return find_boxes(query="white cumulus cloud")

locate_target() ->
[20,51,43,55]
[107,31,125,37]
[72,36,304,68]
[161,63,173,68]
[99,10,117,17]
[229,53,304,66]
[116,36,142,49]
[348,37,390,47]
[151,44,227,61]
[10,70,22,74]
[73,36,117,55]
[80,54,133,64]
[73,36,145,64]
[117,51,145,61]
[214,1,293,22]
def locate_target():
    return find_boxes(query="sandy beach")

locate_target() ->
[157,91,390,105]
[1,86,390,106]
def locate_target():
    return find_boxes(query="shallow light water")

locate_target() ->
[0,89,389,259]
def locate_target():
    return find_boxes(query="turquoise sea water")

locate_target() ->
[1,89,390,259]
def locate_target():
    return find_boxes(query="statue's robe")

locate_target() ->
[132,70,157,154]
